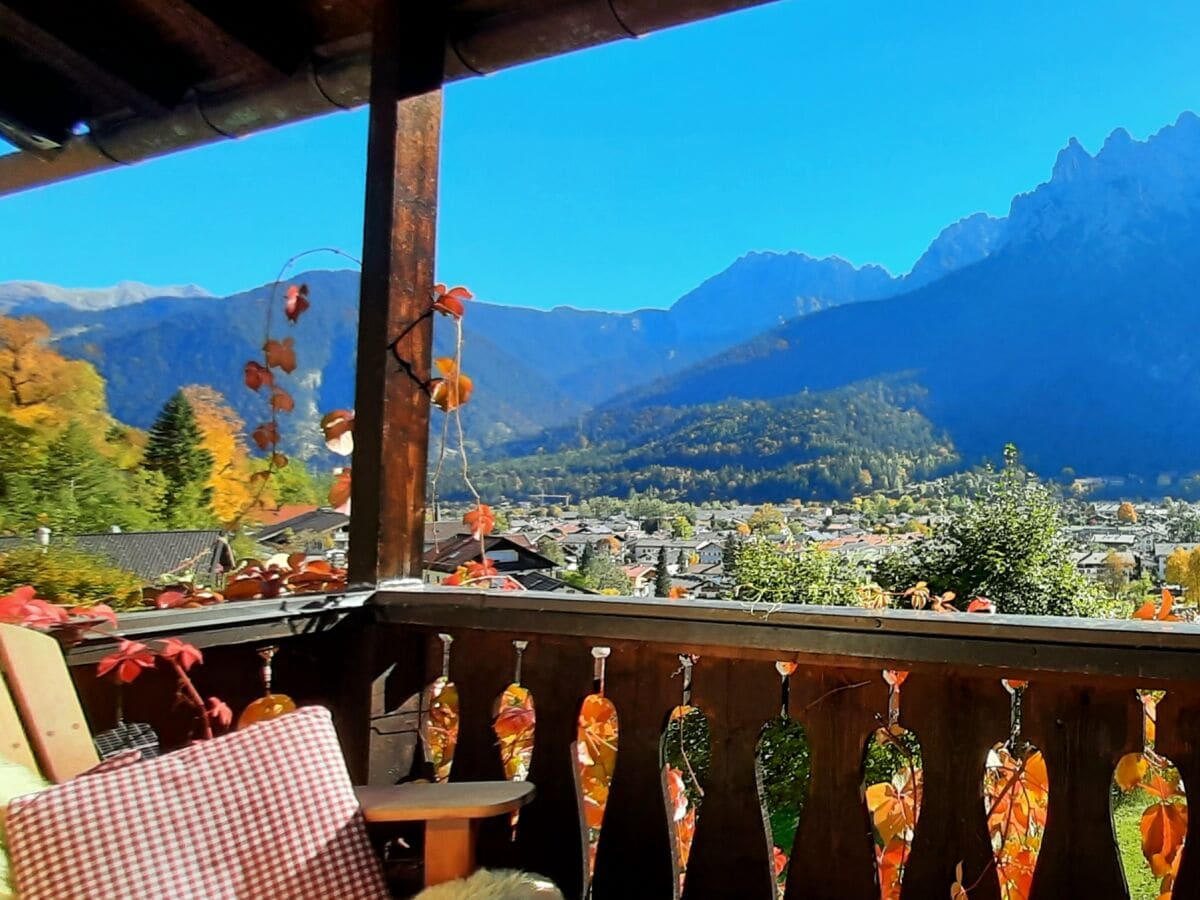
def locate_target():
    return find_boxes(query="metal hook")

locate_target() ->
[883,669,906,727]
[775,661,797,718]
[437,633,454,680]
[1002,679,1028,753]
[258,646,278,694]
[512,639,528,685]
[675,654,698,706]
[591,646,610,696]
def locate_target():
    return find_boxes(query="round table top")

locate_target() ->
[355,780,535,822]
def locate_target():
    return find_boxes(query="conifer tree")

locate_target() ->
[143,392,215,525]
[655,545,671,597]
[722,534,739,575]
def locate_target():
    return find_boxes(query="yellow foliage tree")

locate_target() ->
[181,385,259,527]
[0,315,109,435]
[1165,546,1200,599]
[1117,501,1138,524]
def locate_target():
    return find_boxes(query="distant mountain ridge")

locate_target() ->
[567,110,1200,493]
[0,281,211,313]
[5,111,1199,499]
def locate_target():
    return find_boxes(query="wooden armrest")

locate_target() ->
[355,781,535,823]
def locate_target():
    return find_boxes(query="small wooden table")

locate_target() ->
[356,781,535,886]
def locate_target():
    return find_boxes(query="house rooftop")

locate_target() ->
[254,509,349,544]
[0,529,233,582]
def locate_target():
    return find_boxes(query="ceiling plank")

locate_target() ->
[0,4,165,117]
[117,0,281,87]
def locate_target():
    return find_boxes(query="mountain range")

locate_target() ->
[5,111,1200,500]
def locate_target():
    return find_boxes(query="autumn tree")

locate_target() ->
[748,503,785,535]
[181,385,257,526]
[0,315,108,434]
[1100,550,1133,600]
[1165,546,1200,598]
[1117,501,1138,524]
[143,392,215,527]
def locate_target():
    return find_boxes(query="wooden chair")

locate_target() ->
[0,623,534,890]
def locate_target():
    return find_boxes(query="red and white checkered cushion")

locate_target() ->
[6,706,387,899]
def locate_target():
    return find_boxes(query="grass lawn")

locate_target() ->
[1111,796,1160,900]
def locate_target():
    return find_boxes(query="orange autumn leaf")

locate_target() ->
[244,360,273,391]
[263,337,297,373]
[493,683,536,782]
[251,421,279,451]
[463,504,496,540]
[866,770,920,845]
[421,676,460,782]
[668,585,688,600]
[1135,589,1181,622]
[320,409,354,456]
[429,357,473,411]
[270,452,288,469]
[1115,753,1149,791]
[1141,801,1187,877]
[269,387,294,413]
[284,284,310,323]
[432,284,473,319]
[329,468,352,514]
[576,692,619,883]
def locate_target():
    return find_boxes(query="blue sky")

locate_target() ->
[2,0,1199,311]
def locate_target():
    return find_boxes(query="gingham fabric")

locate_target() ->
[79,748,142,776]
[6,706,387,900]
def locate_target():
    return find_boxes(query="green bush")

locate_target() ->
[733,538,867,606]
[875,450,1098,616]
[0,545,143,610]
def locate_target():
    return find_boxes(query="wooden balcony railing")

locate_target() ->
[369,589,1200,900]
[59,589,1200,899]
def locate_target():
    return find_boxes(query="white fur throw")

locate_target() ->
[415,869,563,900]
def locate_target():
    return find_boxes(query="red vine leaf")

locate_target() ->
[263,338,297,373]
[320,409,355,456]
[432,284,473,319]
[158,638,203,671]
[244,361,273,392]
[154,590,189,610]
[96,640,155,684]
[206,697,233,729]
[252,422,280,451]
[284,284,310,323]
[329,468,352,514]
[966,597,995,613]
[269,387,295,413]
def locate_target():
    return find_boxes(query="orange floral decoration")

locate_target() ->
[494,684,536,782]
[575,692,619,887]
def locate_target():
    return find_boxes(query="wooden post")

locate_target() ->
[348,2,446,586]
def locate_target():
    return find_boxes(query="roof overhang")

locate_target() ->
[0,0,779,197]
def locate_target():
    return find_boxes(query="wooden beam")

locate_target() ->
[0,4,165,116]
[347,3,445,586]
